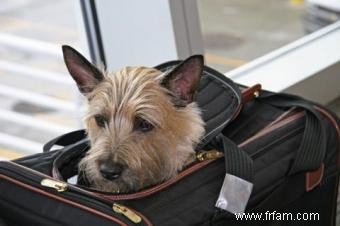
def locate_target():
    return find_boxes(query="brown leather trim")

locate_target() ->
[265,107,297,128]
[240,84,262,105]
[0,174,128,226]
[305,164,324,192]
[239,112,305,147]
[132,209,153,226]
[100,159,215,201]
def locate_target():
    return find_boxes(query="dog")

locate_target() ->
[62,45,205,193]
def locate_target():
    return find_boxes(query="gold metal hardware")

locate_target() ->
[113,203,142,224]
[41,178,68,192]
[196,150,224,162]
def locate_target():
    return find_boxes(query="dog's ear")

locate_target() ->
[62,45,103,94]
[162,55,204,104]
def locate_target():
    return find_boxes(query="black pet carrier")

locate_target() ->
[0,61,339,226]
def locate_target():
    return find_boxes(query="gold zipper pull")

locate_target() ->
[196,150,224,162]
[113,203,142,224]
[41,178,68,192]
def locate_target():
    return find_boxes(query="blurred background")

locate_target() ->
[0,0,339,160]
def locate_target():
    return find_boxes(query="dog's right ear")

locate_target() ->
[161,55,204,105]
[62,45,104,94]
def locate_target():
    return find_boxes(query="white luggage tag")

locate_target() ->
[215,173,253,214]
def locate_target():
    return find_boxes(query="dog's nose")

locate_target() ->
[99,162,124,180]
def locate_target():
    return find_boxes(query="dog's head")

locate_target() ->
[62,46,205,193]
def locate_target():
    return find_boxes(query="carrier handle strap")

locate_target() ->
[43,129,87,152]
[259,93,326,175]
[212,134,254,182]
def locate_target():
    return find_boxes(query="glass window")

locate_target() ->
[0,0,80,159]
[198,0,340,72]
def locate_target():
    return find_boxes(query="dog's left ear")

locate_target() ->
[162,55,204,104]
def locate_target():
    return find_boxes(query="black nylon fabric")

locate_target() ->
[4,97,340,226]
[9,99,339,226]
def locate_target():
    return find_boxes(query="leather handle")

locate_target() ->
[241,84,262,105]
[305,164,324,192]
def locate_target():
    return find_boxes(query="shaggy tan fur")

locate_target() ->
[62,46,204,193]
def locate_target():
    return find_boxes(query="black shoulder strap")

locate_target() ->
[212,92,327,183]
[43,130,87,152]
[259,93,326,175]
[210,134,254,182]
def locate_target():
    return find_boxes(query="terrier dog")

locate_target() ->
[62,46,205,193]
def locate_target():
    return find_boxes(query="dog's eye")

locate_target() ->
[94,114,107,127]
[134,117,154,133]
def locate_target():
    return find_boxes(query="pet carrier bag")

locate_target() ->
[0,60,339,226]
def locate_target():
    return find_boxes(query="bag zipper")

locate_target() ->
[239,111,305,147]
[196,149,223,161]
[112,203,142,224]
[264,107,297,128]
[250,126,305,159]
[0,162,148,225]
[41,178,67,192]
[39,178,142,224]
